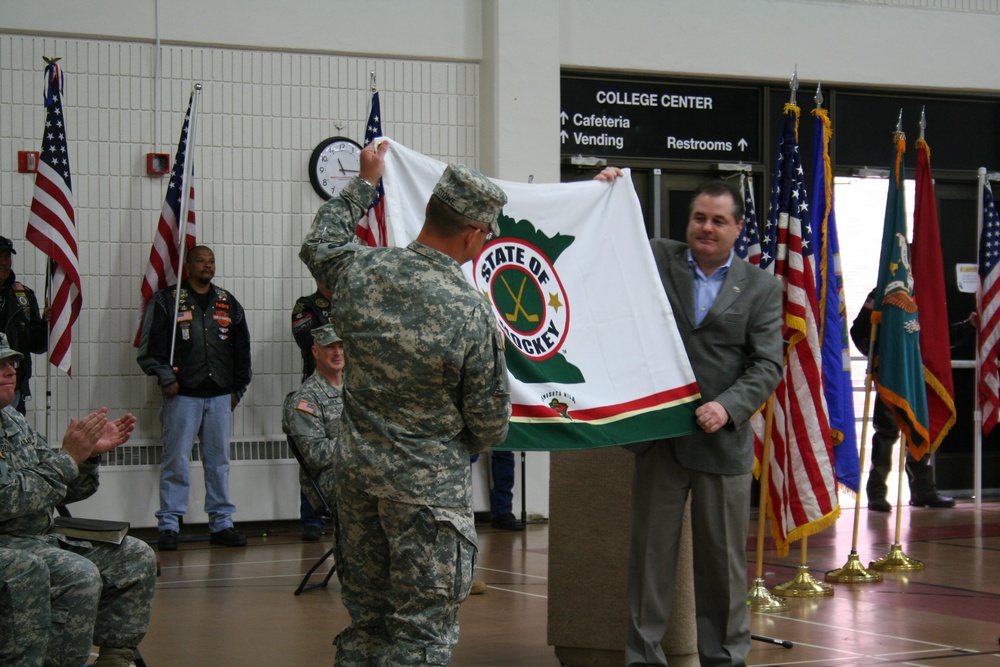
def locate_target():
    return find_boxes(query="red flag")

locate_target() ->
[978,180,1000,437]
[134,92,198,345]
[26,60,81,376]
[911,138,956,456]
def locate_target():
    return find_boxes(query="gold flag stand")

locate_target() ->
[774,537,834,597]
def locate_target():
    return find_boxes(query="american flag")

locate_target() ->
[736,172,762,266]
[134,91,198,346]
[25,60,82,376]
[978,179,1000,437]
[751,104,837,556]
[354,90,388,247]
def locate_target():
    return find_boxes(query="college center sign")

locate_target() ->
[561,75,761,162]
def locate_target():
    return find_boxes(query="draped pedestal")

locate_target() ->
[547,447,698,666]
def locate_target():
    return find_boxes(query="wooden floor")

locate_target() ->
[133,500,1000,666]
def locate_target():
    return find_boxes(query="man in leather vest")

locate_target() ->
[0,236,50,414]
[137,245,253,551]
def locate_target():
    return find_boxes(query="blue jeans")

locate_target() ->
[489,451,515,517]
[300,491,326,529]
[157,394,235,532]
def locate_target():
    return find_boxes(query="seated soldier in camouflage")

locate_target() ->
[0,547,50,667]
[0,333,156,667]
[282,323,345,520]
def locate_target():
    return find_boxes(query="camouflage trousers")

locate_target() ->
[0,548,49,667]
[333,488,477,667]
[0,534,156,667]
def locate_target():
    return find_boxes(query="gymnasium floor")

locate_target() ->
[133,499,1000,667]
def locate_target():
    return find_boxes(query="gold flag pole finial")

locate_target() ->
[789,66,799,106]
[370,70,376,93]
[919,106,926,142]
[894,108,905,142]
[814,82,823,110]
[43,56,62,65]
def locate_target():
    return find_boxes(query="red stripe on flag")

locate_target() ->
[511,383,700,420]
[980,268,1000,436]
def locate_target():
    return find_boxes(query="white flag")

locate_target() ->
[382,141,699,450]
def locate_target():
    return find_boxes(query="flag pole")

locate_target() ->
[168,83,202,367]
[975,167,986,511]
[747,396,790,613]
[365,70,376,129]
[869,432,925,571]
[825,316,883,583]
[44,258,52,443]
[829,118,915,585]
[826,109,903,584]
[868,119,924,573]
[774,84,833,597]
[38,58,60,443]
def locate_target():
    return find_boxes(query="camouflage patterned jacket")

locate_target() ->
[300,177,511,508]
[282,372,343,510]
[0,406,99,539]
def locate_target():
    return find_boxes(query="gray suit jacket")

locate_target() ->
[647,239,783,475]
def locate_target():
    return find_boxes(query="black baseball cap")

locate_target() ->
[0,237,15,254]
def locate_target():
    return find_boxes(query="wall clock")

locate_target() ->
[309,136,363,200]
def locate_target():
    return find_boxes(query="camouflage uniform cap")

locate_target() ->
[311,323,342,346]
[432,164,507,235]
[0,333,23,362]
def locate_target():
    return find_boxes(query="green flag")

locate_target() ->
[872,133,929,451]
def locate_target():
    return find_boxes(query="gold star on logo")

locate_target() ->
[548,293,563,311]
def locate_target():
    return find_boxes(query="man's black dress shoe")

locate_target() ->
[491,513,525,531]
[909,494,955,508]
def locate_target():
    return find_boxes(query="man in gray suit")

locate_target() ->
[597,173,783,667]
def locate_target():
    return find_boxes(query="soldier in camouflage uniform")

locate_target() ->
[300,141,511,666]
[290,281,336,540]
[0,334,156,667]
[0,547,49,667]
[282,323,345,515]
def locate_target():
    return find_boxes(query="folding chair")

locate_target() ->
[286,436,338,595]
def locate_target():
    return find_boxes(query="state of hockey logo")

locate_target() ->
[473,238,569,362]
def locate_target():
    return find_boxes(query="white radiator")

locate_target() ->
[66,439,549,528]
